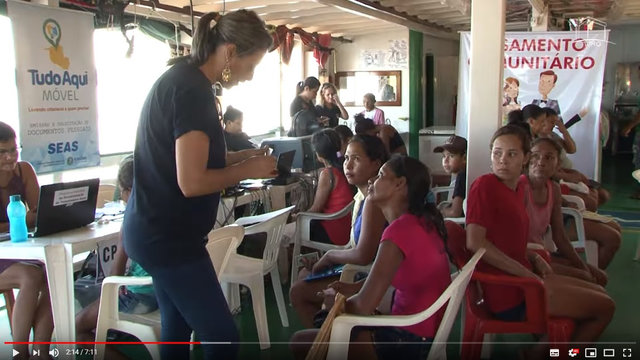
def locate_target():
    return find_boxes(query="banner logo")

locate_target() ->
[43,18,69,69]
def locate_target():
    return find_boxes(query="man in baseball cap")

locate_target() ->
[434,135,467,217]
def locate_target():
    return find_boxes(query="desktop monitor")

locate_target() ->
[261,136,319,173]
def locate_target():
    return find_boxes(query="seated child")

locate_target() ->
[433,135,467,218]
[306,129,354,246]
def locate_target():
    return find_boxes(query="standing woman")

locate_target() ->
[290,76,321,118]
[122,10,277,360]
[316,83,348,128]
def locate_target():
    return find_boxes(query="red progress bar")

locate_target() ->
[5,341,202,345]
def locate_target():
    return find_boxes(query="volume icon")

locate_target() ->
[49,348,59,357]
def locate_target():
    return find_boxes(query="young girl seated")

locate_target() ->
[520,137,607,285]
[466,125,614,346]
[307,129,355,246]
[0,121,53,359]
[291,156,451,360]
[290,135,387,327]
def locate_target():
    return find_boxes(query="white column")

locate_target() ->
[531,5,550,32]
[466,0,506,189]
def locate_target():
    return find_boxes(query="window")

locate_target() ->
[220,49,281,136]
[1,14,307,159]
[0,16,20,135]
[94,28,170,154]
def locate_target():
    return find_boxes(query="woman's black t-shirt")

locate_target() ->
[315,105,341,128]
[290,95,316,117]
[123,62,226,269]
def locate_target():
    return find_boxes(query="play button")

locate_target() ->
[12,349,19,357]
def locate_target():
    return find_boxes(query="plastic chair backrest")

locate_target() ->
[445,221,473,268]
[235,206,295,271]
[561,194,586,212]
[297,200,354,244]
[429,249,485,360]
[561,207,587,248]
[431,185,454,204]
[206,224,244,276]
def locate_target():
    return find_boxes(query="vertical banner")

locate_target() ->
[8,1,99,173]
[457,31,609,179]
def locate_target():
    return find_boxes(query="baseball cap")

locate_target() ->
[433,135,467,154]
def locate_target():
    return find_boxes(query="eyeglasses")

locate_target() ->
[0,147,21,157]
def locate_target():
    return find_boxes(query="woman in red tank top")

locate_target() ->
[307,129,354,245]
[0,121,53,358]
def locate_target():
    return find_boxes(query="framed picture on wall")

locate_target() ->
[336,70,401,106]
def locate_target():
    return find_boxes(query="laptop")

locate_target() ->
[264,150,296,186]
[31,178,100,237]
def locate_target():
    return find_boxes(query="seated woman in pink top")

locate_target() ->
[520,137,608,286]
[291,156,451,360]
[360,93,385,125]
[307,129,354,246]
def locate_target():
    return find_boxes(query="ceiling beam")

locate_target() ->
[395,3,448,12]
[315,0,456,39]
[192,0,294,9]
[261,7,343,21]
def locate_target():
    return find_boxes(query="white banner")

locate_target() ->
[457,31,609,179]
[8,1,99,173]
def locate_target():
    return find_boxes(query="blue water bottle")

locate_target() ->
[7,195,28,242]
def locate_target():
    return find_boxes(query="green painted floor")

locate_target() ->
[0,152,638,360]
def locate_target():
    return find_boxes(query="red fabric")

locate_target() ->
[559,183,571,195]
[382,214,451,338]
[314,33,332,69]
[466,174,530,314]
[270,25,289,53]
[319,167,353,246]
[269,25,333,67]
[519,176,553,246]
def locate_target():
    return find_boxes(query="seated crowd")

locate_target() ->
[1,108,622,360]
[0,9,622,359]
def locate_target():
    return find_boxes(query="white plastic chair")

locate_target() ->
[94,225,245,360]
[94,276,159,360]
[561,194,598,266]
[221,206,295,349]
[561,207,599,267]
[431,185,454,204]
[326,249,485,360]
[340,263,372,284]
[290,200,355,287]
[444,198,466,225]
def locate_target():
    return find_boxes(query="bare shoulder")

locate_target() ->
[18,161,38,182]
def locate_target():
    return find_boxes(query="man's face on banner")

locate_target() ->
[538,74,556,97]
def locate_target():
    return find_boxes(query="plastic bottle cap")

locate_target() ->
[10,195,21,202]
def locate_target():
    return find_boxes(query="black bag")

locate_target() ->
[289,109,321,137]
[74,251,103,307]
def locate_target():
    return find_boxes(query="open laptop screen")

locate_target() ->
[33,178,100,237]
